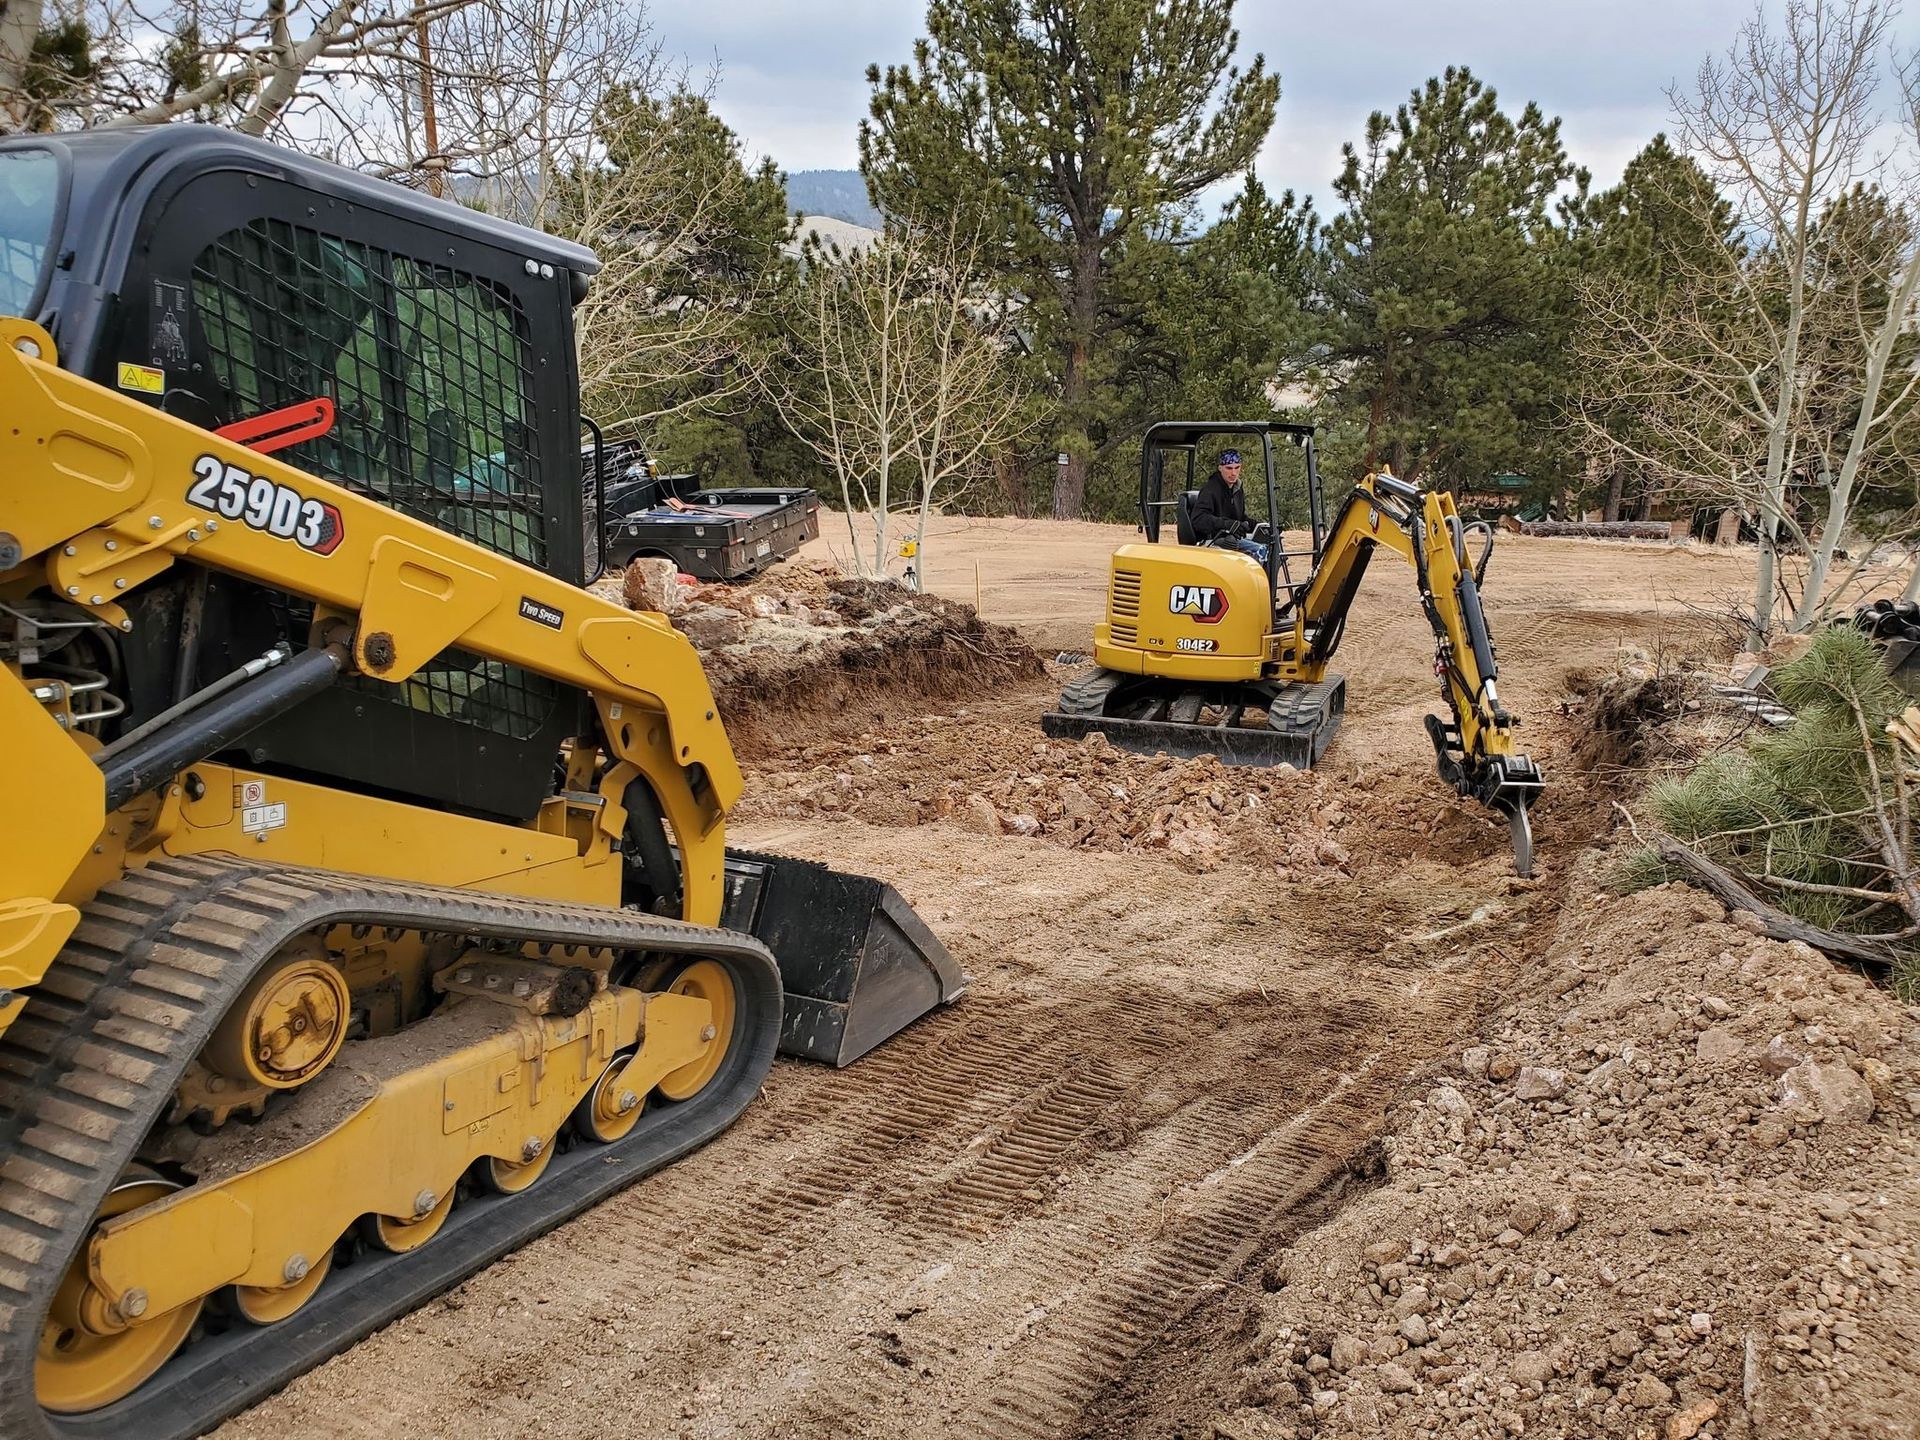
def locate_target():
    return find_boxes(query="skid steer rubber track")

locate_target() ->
[1040,676,1346,770]
[0,855,782,1440]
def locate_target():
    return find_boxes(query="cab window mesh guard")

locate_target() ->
[195,216,557,742]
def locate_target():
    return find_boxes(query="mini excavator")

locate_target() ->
[0,126,962,1437]
[1041,421,1543,874]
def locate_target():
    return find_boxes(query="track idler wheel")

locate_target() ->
[363,1189,457,1253]
[481,1136,556,1195]
[656,959,736,1101]
[231,1246,335,1326]
[35,1171,204,1415]
[573,1052,646,1143]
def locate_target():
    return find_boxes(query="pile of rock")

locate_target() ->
[1189,869,1919,1439]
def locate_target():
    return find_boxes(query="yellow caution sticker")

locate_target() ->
[117,362,165,395]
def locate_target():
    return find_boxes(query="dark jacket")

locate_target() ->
[1190,470,1249,541]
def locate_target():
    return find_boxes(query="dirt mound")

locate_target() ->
[1094,862,1920,1440]
[590,559,1043,756]
[735,668,1538,879]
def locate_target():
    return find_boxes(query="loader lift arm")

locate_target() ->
[1290,469,1543,874]
[0,316,744,1009]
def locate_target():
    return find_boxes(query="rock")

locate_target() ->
[586,575,628,606]
[1431,1242,1472,1268]
[1515,1066,1566,1101]
[1777,1060,1874,1124]
[674,604,749,649]
[1331,1335,1368,1372]
[1760,1033,1805,1076]
[1376,1362,1417,1394]
[959,795,1001,836]
[1393,1285,1432,1318]
[1310,1389,1339,1416]
[1003,813,1043,837]
[1860,1056,1896,1104]
[1507,1200,1544,1236]
[1363,1239,1409,1267]
[1730,910,1768,935]
[1666,1398,1719,1440]
[1398,1313,1431,1346]
[1430,1085,1474,1121]
[1509,1350,1553,1386]
[1542,1201,1581,1238]
[621,557,686,614]
[1606,1330,1641,1362]
[1460,1045,1491,1078]
[1488,1055,1520,1082]
[1695,1027,1745,1064]
[1700,995,1733,1019]
[748,593,783,619]
[1688,1312,1712,1337]
[1059,782,1098,820]
[1629,1375,1674,1409]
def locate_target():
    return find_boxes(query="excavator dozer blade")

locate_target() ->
[1040,711,1319,766]
[1040,676,1346,770]
[720,850,967,1066]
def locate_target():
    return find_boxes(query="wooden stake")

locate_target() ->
[974,560,982,615]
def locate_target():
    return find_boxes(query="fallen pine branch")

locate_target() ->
[1654,835,1900,970]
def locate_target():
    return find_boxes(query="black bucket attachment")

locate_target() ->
[719,849,967,1066]
[1040,676,1345,769]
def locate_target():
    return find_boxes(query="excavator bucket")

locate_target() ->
[1040,676,1346,770]
[721,850,967,1066]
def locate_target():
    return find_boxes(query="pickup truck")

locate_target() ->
[585,440,821,581]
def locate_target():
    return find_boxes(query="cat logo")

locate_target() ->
[1168,583,1230,624]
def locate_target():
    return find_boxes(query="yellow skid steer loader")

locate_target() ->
[0,126,960,1438]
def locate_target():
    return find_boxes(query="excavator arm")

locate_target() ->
[1291,470,1543,874]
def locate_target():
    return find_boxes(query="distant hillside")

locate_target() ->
[786,214,883,260]
[785,170,881,228]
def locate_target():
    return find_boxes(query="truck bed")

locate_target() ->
[602,485,821,580]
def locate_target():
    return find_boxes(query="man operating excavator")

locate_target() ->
[1189,449,1273,564]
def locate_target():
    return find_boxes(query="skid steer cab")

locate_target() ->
[1041,420,1543,874]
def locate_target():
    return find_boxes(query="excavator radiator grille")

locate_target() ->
[1110,569,1142,618]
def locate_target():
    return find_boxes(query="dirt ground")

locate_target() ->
[216,521,1918,1440]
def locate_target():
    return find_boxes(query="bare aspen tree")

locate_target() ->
[319,0,787,429]
[1,0,472,135]
[1577,0,1919,640]
[768,222,1034,585]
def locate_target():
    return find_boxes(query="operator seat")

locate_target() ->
[1175,490,1200,546]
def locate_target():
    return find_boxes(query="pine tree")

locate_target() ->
[860,0,1278,517]
[1576,135,1740,522]
[1124,176,1320,425]
[1320,67,1585,495]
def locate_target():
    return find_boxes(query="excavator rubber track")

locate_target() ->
[0,855,784,1440]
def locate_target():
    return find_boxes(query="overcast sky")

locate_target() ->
[657,0,1917,207]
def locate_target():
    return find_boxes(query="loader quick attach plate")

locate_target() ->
[1040,677,1346,771]
[720,851,967,1066]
